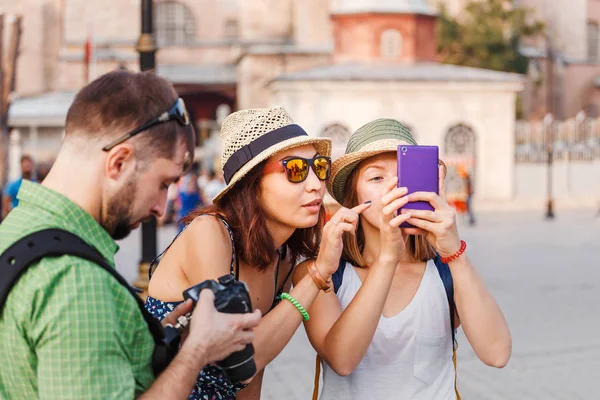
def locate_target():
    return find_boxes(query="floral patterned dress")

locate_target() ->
[145,215,291,400]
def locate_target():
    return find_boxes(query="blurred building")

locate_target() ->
[509,0,600,120]
[4,0,523,202]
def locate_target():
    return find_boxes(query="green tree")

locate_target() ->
[437,0,545,74]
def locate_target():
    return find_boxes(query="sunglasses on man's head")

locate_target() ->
[263,155,331,183]
[102,98,190,151]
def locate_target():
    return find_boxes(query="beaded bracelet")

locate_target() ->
[280,292,310,321]
[440,240,467,264]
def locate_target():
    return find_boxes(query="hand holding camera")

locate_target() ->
[166,275,261,383]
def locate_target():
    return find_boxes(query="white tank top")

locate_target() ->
[320,260,456,400]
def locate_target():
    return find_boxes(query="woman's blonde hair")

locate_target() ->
[340,161,439,268]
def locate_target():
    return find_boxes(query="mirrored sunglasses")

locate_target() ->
[263,155,331,183]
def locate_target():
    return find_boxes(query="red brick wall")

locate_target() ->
[415,15,438,62]
[331,13,437,63]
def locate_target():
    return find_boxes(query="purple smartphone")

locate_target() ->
[397,145,439,228]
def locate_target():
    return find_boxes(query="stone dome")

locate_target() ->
[331,0,437,15]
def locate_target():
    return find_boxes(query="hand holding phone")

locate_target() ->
[397,145,439,228]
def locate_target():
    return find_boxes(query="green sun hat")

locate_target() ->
[327,118,417,204]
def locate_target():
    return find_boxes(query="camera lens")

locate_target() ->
[212,276,257,382]
[218,344,256,382]
[401,146,407,153]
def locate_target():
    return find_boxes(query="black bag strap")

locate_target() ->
[433,255,457,347]
[332,258,347,294]
[0,228,173,374]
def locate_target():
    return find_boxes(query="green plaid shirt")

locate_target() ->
[0,181,155,399]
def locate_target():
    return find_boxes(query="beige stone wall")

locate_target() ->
[8,0,246,94]
[56,59,138,90]
[62,0,238,43]
[0,0,61,95]
[237,53,331,109]
[270,79,522,201]
[562,63,600,116]
[6,0,338,101]
[156,46,240,65]
[589,0,600,24]
[519,0,587,59]
[63,0,138,43]
[523,60,600,120]
[239,0,293,41]
[292,0,333,47]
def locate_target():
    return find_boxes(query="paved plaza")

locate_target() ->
[115,209,600,399]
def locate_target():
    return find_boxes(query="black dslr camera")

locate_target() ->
[182,274,256,382]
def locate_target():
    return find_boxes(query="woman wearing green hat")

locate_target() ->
[294,119,511,400]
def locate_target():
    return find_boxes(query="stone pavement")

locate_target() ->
[116,210,600,399]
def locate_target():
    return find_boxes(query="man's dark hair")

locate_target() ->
[65,70,195,161]
[20,154,33,163]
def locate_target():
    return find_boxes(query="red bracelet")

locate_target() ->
[440,240,467,264]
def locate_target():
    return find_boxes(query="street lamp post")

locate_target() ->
[133,0,158,298]
[138,0,156,73]
[545,37,555,219]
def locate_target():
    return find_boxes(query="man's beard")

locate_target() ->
[103,177,137,240]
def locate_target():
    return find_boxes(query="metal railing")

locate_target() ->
[515,118,600,163]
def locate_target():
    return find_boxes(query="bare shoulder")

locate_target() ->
[175,214,234,281]
[181,214,231,246]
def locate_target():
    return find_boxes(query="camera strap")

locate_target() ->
[0,228,176,375]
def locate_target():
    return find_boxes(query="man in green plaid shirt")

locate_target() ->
[0,71,261,400]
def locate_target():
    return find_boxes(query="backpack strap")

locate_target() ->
[313,257,461,400]
[433,255,461,400]
[332,258,347,294]
[433,255,456,345]
[0,228,174,375]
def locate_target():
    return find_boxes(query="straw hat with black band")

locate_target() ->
[213,106,332,203]
[328,118,442,205]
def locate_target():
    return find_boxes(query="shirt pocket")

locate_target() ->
[413,333,448,386]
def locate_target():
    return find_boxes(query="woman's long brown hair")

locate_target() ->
[183,161,326,270]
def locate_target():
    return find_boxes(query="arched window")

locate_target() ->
[155,1,196,46]
[224,19,239,39]
[445,123,477,157]
[322,123,351,159]
[444,123,477,194]
[380,29,402,59]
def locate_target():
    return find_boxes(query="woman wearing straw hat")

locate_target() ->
[144,106,371,400]
[294,119,511,400]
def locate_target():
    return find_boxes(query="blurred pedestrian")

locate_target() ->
[177,162,204,231]
[202,169,226,204]
[458,164,476,226]
[2,154,36,218]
